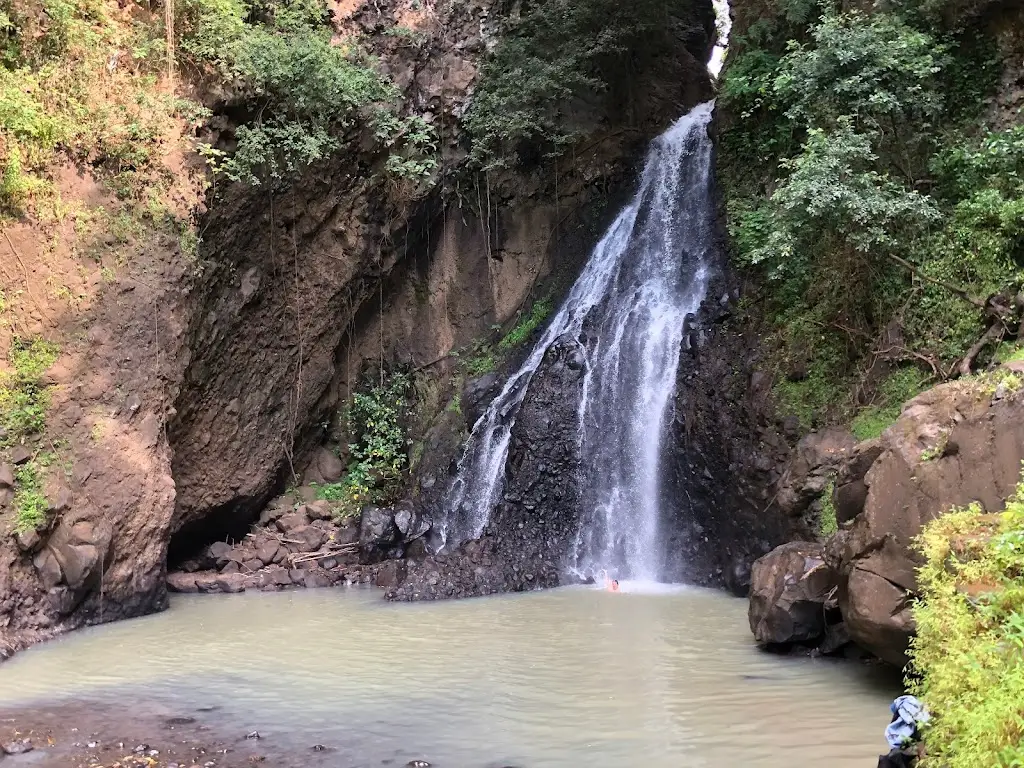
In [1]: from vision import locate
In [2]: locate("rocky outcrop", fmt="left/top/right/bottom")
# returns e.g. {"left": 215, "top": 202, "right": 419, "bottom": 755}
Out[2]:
{"left": 389, "top": 336, "right": 587, "bottom": 599}
{"left": 826, "top": 365, "right": 1024, "bottom": 665}
{"left": 661, "top": 276, "right": 804, "bottom": 594}
{"left": 748, "top": 541, "right": 840, "bottom": 647}
{"left": 164, "top": 493, "right": 402, "bottom": 593}
{"left": 752, "top": 364, "right": 1024, "bottom": 665}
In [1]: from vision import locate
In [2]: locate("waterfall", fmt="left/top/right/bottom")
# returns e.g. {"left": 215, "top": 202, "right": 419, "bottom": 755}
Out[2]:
{"left": 440, "top": 101, "right": 716, "bottom": 581}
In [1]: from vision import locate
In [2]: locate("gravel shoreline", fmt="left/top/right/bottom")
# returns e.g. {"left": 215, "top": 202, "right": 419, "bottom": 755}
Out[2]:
{"left": 0, "top": 700, "right": 377, "bottom": 768}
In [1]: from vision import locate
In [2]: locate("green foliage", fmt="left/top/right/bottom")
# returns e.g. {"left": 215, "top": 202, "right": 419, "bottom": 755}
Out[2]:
{"left": 904, "top": 127, "right": 1024, "bottom": 358}
{"left": 818, "top": 477, "right": 837, "bottom": 537}
{"left": 721, "top": 2, "right": 1018, "bottom": 407}
{"left": 180, "top": 0, "right": 434, "bottom": 186}
{"left": 499, "top": 298, "right": 553, "bottom": 351}
{"left": 911, "top": 474, "right": 1024, "bottom": 768}
{"left": 775, "top": 11, "right": 946, "bottom": 135}
{"left": 995, "top": 344, "right": 1024, "bottom": 365}
{"left": 0, "top": 337, "right": 59, "bottom": 447}
{"left": 12, "top": 461, "right": 47, "bottom": 533}
{"left": 446, "top": 391, "right": 461, "bottom": 416}
{"left": 849, "top": 367, "right": 930, "bottom": 441}
{"left": 0, "top": 0, "right": 207, "bottom": 223}
{"left": 464, "top": 351, "right": 496, "bottom": 377}
{"left": 464, "top": 0, "right": 699, "bottom": 169}
{"left": 328, "top": 373, "right": 410, "bottom": 518}
{"left": 770, "top": 320, "right": 850, "bottom": 429}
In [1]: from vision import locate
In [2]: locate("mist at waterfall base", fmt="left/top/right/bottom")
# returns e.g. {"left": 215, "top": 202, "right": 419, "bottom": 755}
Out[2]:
{"left": 440, "top": 102, "right": 717, "bottom": 586}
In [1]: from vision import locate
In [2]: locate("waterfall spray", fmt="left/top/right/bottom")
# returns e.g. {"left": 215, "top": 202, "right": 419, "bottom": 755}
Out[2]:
{"left": 440, "top": 102, "right": 717, "bottom": 582}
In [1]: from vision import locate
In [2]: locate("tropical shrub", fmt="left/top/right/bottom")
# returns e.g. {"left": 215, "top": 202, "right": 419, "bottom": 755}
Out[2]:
{"left": 911, "top": 474, "right": 1024, "bottom": 768}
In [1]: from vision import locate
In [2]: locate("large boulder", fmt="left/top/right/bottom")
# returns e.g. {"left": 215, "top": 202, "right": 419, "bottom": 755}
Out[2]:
{"left": 359, "top": 505, "right": 398, "bottom": 563}
{"left": 776, "top": 428, "right": 858, "bottom": 519}
{"left": 749, "top": 541, "right": 839, "bottom": 647}
{"left": 826, "top": 366, "right": 1024, "bottom": 666}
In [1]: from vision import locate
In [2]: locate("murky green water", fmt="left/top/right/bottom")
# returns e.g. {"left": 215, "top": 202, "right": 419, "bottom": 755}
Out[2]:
{"left": 0, "top": 584, "right": 896, "bottom": 767}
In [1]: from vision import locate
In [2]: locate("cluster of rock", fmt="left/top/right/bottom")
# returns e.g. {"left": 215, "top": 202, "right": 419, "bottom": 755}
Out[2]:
{"left": 749, "top": 363, "right": 1024, "bottom": 665}
{"left": 166, "top": 495, "right": 434, "bottom": 595}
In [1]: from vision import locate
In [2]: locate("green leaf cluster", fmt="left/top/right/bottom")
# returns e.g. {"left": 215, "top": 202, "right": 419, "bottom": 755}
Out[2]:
{"left": 321, "top": 373, "right": 410, "bottom": 519}
{"left": 911, "top": 473, "right": 1024, "bottom": 767}
{"left": 721, "top": 1, "right": 1017, "bottom": 425}
{"left": 849, "top": 367, "right": 930, "bottom": 441}
{"left": 179, "top": 0, "right": 435, "bottom": 185}
{"left": 12, "top": 461, "right": 47, "bottom": 533}
{"left": 0, "top": 336, "right": 59, "bottom": 447}
{"left": 499, "top": 298, "right": 553, "bottom": 351}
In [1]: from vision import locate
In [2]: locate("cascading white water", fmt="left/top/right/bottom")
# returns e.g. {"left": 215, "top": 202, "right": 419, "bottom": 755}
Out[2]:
{"left": 440, "top": 102, "right": 716, "bottom": 581}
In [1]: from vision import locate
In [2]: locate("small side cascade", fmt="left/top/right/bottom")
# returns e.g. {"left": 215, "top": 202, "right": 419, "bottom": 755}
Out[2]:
{"left": 439, "top": 102, "right": 718, "bottom": 582}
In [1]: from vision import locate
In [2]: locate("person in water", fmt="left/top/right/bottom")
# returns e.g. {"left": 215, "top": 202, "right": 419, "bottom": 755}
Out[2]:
{"left": 608, "top": 579, "right": 620, "bottom": 592}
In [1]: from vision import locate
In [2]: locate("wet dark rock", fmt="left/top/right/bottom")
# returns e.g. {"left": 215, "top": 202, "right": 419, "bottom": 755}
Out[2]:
{"left": 393, "top": 339, "right": 585, "bottom": 600}
{"left": 776, "top": 428, "right": 858, "bottom": 519}
{"left": 724, "top": 557, "right": 752, "bottom": 598}
{"left": 306, "top": 500, "right": 334, "bottom": 521}
{"left": 462, "top": 373, "right": 500, "bottom": 429}
{"left": 314, "top": 447, "right": 344, "bottom": 483}
{"left": 46, "top": 486, "right": 73, "bottom": 513}
{"left": 257, "top": 506, "right": 287, "bottom": 527}
{"left": 289, "top": 525, "right": 327, "bottom": 552}
{"left": 276, "top": 511, "right": 310, "bottom": 534}
{"left": 303, "top": 570, "right": 333, "bottom": 589}
{"left": 375, "top": 559, "right": 407, "bottom": 588}
{"left": 208, "top": 541, "right": 232, "bottom": 566}
{"left": 193, "top": 572, "right": 221, "bottom": 593}
{"left": 269, "top": 566, "right": 292, "bottom": 586}
{"left": 749, "top": 541, "right": 838, "bottom": 647}
{"left": 256, "top": 541, "right": 283, "bottom": 566}
{"left": 32, "top": 546, "right": 63, "bottom": 589}
{"left": 214, "top": 573, "right": 245, "bottom": 593}
{"left": 359, "top": 505, "right": 398, "bottom": 564}
{"left": 14, "top": 528, "right": 42, "bottom": 554}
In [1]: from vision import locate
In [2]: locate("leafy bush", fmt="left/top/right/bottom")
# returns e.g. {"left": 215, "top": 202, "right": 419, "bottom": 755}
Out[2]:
{"left": 0, "top": 337, "right": 59, "bottom": 447}
{"left": 849, "top": 367, "right": 930, "bottom": 441}
{"left": 721, "top": 2, "right": 1015, "bottom": 416}
{"left": 328, "top": 373, "right": 410, "bottom": 518}
{"left": 179, "top": 0, "right": 434, "bottom": 185}
{"left": 499, "top": 298, "right": 553, "bottom": 351}
{"left": 911, "top": 474, "right": 1024, "bottom": 768}
{"left": 12, "top": 461, "right": 47, "bottom": 533}
{"left": 0, "top": 0, "right": 206, "bottom": 220}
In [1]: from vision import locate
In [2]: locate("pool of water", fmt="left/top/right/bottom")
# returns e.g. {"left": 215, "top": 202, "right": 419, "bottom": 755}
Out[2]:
{"left": 0, "top": 584, "right": 896, "bottom": 767}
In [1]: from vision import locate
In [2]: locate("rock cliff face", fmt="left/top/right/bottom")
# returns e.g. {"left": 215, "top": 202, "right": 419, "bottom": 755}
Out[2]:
{"left": 0, "top": 0, "right": 717, "bottom": 654}
{"left": 749, "top": 364, "right": 1024, "bottom": 665}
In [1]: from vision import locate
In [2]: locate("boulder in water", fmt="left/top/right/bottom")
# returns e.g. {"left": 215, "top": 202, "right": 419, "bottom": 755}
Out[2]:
{"left": 748, "top": 541, "right": 838, "bottom": 647}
